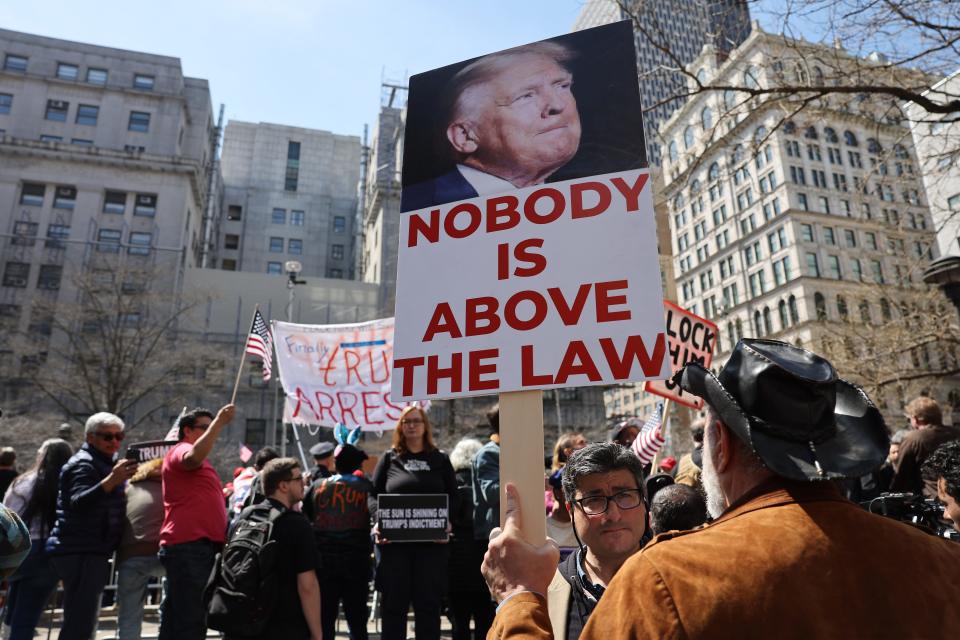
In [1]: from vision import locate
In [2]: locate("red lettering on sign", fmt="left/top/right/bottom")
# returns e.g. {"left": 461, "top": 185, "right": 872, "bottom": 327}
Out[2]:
{"left": 555, "top": 340, "right": 602, "bottom": 384}
{"left": 343, "top": 350, "right": 363, "bottom": 385}
{"left": 548, "top": 284, "right": 591, "bottom": 325}
{"left": 513, "top": 238, "right": 546, "bottom": 278}
{"left": 445, "top": 203, "right": 482, "bottom": 239}
{"left": 393, "top": 357, "right": 424, "bottom": 396}
{"left": 465, "top": 297, "right": 501, "bottom": 336}
{"left": 611, "top": 174, "right": 649, "bottom": 212}
{"left": 504, "top": 291, "right": 548, "bottom": 331}
{"left": 521, "top": 345, "right": 553, "bottom": 385}
{"left": 600, "top": 333, "right": 667, "bottom": 378}
{"left": 383, "top": 392, "right": 404, "bottom": 420}
{"left": 595, "top": 280, "right": 632, "bottom": 322}
{"left": 313, "top": 391, "right": 338, "bottom": 424}
{"left": 487, "top": 195, "right": 521, "bottom": 232}
{"left": 468, "top": 348, "right": 499, "bottom": 391}
{"left": 524, "top": 188, "right": 565, "bottom": 224}
{"left": 361, "top": 391, "right": 383, "bottom": 424}
{"left": 292, "top": 387, "right": 319, "bottom": 421}
{"left": 423, "top": 303, "right": 462, "bottom": 342}
{"left": 408, "top": 208, "right": 440, "bottom": 247}
{"left": 427, "top": 353, "right": 463, "bottom": 395}
{"left": 337, "top": 391, "right": 359, "bottom": 424}
{"left": 571, "top": 181, "right": 612, "bottom": 219}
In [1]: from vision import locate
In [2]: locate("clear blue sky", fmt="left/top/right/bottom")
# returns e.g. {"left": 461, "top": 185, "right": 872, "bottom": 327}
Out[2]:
{"left": 6, "top": 0, "right": 592, "bottom": 139}
{"left": 6, "top": 1, "right": 808, "bottom": 140}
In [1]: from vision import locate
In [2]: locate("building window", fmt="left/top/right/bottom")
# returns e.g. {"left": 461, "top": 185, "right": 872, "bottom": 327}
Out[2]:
{"left": 224, "top": 234, "right": 239, "bottom": 250}
{"left": 4, "top": 55, "right": 27, "bottom": 72}
{"left": 71, "top": 138, "right": 93, "bottom": 146}
{"left": 103, "top": 191, "right": 126, "bottom": 214}
{"left": 86, "top": 68, "right": 108, "bottom": 85}
{"left": 797, "top": 193, "right": 808, "bottom": 211}
{"left": 75, "top": 104, "right": 99, "bottom": 126}
{"left": 0, "top": 93, "right": 12, "bottom": 115}
{"left": 269, "top": 237, "right": 284, "bottom": 252}
{"left": 288, "top": 239, "right": 303, "bottom": 255}
{"left": 97, "top": 229, "right": 121, "bottom": 252}
{"left": 52, "top": 186, "right": 76, "bottom": 210}
{"left": 871, "top": 260, "right": 884, "bottom": 283}
{"left": 291, "top": 210, "right": 305, "bottom": 226}
{"left": 814, "top": 292, "right": 827, "bottom": 320}
{"left": 267, "top": 261, "right": 283, "bottom": 274}
{"left": 124, "top": 145, "right": 145, "bottom": 153}
{"left": 221, "top": 259, "right": 236, "bottom": 271}
{"left": 134, "top": 193, "right": 157, "bottom": 216}
{"left": 128, "top": 231, "right": 152, "bottom": 255}
{"left": 12, "top": 221, "right": 38, "bottom": 246}
{"left": 37, "top": 265, "right": 62, "bottom": 290}
{"left": 20, "top": 183, "right": 45, "bottom": 206}
{"left": 827, "top": 255, "right": 842, "bottom": 279}
{"left": 2, "top": 263, "right": 29, "bottom": 288}
{"left": 227, "top": 205, "right": 242, "bottom": 221}
{"left": 806, "top": 253, "right": 820, "bottom": 277}
{"left": 45, "top": 224, "right": 70, "bottom": 249}
{"left": 133, "top": 74, "right": 155, "bottom": 90}
{"left": 331, "top": 244, "right": 344, "bottom": 260}
{"left": 128, "top": 111, "right": 150, "bottom": 132}
{"left": 45, "top": 100, "right": 69, "bottom": 122}
{"left": 327, "top": 268, "right": 343, "bottom": 279}
{"left": 333, "top": 215, "right": 346, "bottom": 233}
{"left": 271, "top": 208, "right": 286, "bottom": 224}
{"left": 56, "top": 63, "right": 78, "bottom": 81}
{"left": 285, "top": 141, "right": 300, "bottom": 191}
{"left": 683, "top": 126, "right": 694, "bottom": 150}
{"left": 40, "top": 135, "right": 62, "bottom": 142}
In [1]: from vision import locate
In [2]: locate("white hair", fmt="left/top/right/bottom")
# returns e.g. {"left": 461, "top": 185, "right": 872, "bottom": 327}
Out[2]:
{"left": 84, "top": 412, "right": 124, "bottom": 435}
{"left": 449, "top": 438, "right": 484, "bottom": 471}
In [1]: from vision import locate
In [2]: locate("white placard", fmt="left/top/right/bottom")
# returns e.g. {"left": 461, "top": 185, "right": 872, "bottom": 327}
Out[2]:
{"left": 273, "top": 317, "right": 404, "bottom": 431}
{"left": 392, "top": 168, "right": 669, "bottom": 401}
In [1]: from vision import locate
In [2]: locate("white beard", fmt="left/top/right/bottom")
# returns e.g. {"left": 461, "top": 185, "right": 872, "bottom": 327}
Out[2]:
{"left": 701, "top": 434, "right": 728, "bottom": 519}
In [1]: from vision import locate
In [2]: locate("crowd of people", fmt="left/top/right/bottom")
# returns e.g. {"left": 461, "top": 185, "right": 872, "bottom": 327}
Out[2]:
{"left": 0, "top": 339, "right": 959, "bottom": 638}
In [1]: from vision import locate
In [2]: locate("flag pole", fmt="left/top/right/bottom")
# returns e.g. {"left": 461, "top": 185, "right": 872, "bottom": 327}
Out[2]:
{"left": 231, "top": 305, "right": 259, "bottom": 404}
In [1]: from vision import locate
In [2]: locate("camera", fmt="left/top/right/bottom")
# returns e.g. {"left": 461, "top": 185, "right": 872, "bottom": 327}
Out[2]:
{"left": 861, "top": 493, "right": 959, "bottom": 541}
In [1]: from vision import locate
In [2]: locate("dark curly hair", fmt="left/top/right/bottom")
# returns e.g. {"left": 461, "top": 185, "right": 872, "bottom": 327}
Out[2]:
{"left": 923, "top": 440, "right": 960, "bottom": 501}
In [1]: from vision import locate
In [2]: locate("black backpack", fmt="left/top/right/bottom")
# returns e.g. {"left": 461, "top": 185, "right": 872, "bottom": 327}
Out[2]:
{"left": 203, "top": 501, "right": 284, "bottom": 636}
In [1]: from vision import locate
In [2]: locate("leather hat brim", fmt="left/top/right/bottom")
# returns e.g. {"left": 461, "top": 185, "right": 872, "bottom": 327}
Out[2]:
{"left": 676, "top": 363, "right": 889, "bottom": 481}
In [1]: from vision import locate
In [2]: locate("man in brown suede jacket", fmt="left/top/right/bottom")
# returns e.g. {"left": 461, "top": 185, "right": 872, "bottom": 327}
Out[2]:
{"left": 482, "top": 339, "right": 960, "bottom": 639}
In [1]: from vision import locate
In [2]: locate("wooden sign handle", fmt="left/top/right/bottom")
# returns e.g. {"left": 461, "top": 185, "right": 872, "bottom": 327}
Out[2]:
{"left": 499, "top": 390, "right": 546, "bottom": 545}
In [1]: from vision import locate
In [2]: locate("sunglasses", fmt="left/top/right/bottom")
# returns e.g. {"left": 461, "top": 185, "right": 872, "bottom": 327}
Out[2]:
{"left": 94, "top": 432, "right": 125, "bottom": 442}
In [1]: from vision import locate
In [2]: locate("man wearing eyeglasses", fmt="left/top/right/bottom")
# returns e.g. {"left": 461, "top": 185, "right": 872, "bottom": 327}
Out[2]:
{"left": 47, "top": 412, "right": 137, "bottom": 640}
{"left": 544, "top": 442, "right": 648, "bottom": 640}
{"left": 158, "top": 404, "right": 235, "bottom": 640}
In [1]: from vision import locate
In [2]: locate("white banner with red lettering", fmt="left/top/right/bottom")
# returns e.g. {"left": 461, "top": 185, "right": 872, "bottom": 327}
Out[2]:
{"left": 392, "top": 169, "right": 671, "bottom": 401}
{"left": 273, "top": 318, "right": 405, "bottom": 431}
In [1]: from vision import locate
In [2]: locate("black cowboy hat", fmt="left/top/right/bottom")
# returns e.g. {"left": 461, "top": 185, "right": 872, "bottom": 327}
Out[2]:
{"left": 673, "top": 339, "right": 889, "bottom": 481}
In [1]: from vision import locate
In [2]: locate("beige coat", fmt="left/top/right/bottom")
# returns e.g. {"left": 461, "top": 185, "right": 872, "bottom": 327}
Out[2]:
{"left": 489, "top": 479, "right": 960, "bottom": 639}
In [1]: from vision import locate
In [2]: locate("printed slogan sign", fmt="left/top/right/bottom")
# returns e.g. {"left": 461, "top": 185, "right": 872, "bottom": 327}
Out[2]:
{"left": 273, "top": 318, "right": 404, "bottom": 431}
{"left": 644, "top": 301, "right": 718, "bottom": 409}
{"left": 377, "top": 494, "right": 449, "bottom": 542}
{"left": 391, "top": 23, "right": 670, "bottom": 401}
{"left": 126, "top": 440, "right": 176, "bottom": 463}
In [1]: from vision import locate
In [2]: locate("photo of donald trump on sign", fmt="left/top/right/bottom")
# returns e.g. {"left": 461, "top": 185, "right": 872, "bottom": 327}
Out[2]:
{"left": 400, "top": 21, "right": 646, "bottom": 212}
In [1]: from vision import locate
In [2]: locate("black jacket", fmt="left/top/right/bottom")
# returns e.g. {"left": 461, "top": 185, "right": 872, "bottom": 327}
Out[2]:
{"left": 46, "top": 443, "right": 126, "bottom": 555}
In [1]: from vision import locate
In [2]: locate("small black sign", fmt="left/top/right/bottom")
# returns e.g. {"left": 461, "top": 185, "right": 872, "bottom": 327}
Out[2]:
{"left": 126, "top": 440, "right": 176, "bottom": 463}
{"left": 377, "top": 494, "right": 449, "bottom": 542}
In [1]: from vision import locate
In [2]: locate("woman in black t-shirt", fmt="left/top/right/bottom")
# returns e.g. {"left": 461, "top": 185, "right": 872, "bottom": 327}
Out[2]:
{"left": 371, "top": 406, "right": 457, "bottom": 640}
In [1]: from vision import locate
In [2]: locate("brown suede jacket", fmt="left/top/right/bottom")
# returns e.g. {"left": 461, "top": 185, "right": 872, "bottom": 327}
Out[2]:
{"left": 489, "top": 478, "right": 960, "bottom": 639}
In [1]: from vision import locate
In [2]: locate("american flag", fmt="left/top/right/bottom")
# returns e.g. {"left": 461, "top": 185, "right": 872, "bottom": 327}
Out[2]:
{"left": 245, "top": 310, "right": 274, "bottom": 381}
{"left": 631, "top": 403, "right": 667, "bottom": 465}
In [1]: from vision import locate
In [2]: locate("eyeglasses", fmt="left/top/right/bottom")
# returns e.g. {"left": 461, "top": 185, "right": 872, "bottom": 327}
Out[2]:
{"left": 402, "top": 418, "right": 424, "bottom": 425}
{"left": 286, "top": 475, "right": 305, "bottom": 484}
{"left": 188, "top": 422, "right": 212, "bottom": 430}
{"left": 94, "top": 432, "right": 124, "bottom": 442}
{"left": 573, "top": 489, "right": 643, "bottom": 515}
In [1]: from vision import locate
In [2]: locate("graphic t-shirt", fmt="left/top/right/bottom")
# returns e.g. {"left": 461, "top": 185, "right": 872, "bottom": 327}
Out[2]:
{"left": 370, "top": 448, "right": 457, "bottom": 517}
{"left": 302, "top": 473, "right": 374, "bottom": 554}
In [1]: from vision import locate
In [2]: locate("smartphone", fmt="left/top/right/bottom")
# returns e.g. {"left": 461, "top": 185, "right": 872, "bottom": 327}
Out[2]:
{"left": 125, "top": 450, "right": 139, "bottom": 463}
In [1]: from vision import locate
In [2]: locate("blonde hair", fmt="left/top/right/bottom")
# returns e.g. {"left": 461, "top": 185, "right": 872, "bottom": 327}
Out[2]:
{"left": 130, "top": 457, "right": 162, "bottom": 483}
{"left": 551, "top": 432, "right": 584, "bottom": 472}
{"left": 391, "top": 406, "right": 437, "bottom": 456}
{"left": 906, "top": 396, "right": 942, "bottom": 426}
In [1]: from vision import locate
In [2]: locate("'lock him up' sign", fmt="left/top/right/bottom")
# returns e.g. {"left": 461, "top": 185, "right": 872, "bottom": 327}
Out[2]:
{"left": 643, "top": 301, "right": 718, "bottom": 409}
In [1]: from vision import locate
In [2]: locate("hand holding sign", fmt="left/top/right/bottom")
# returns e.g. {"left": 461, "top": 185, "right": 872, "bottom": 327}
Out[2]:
{"left": 481, "top": 484, "right": 559, "bottom": 603}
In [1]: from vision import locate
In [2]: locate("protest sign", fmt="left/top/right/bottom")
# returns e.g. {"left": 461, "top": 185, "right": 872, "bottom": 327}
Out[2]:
{"left": 393, "top": 21, "right": 659, "bottom": 543}
{"left": 273, "top": 317, "right": 402, "bottom": 431}
{"left": 377, "top": 494, "right": 449, "bottom": 542}
{"left": 392, "top": 21, "right": 668, "bottom": 403}
{"left": 644, "top": 301, "right": 719, "bottom": 409}
{"left": 126, "top": 440, "right": 176, "bottom": 463}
